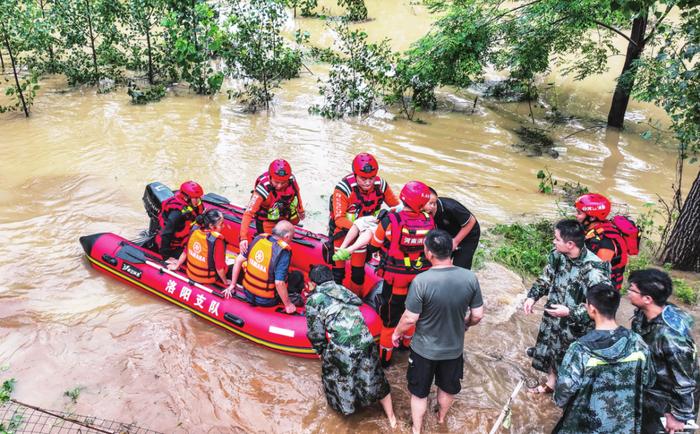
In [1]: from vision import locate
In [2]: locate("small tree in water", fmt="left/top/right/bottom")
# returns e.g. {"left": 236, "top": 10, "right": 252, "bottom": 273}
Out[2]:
{"left": 222, "top": 0, "right": 303, "bottom": 112}
{"left": 0, "top": 0, "right": 44, "bottom": 116}
{"left": 310, "top": 20, "right": 396, "bottom": 119}
{"left": 162, "top": 0, "right": 224, "bottom": 95}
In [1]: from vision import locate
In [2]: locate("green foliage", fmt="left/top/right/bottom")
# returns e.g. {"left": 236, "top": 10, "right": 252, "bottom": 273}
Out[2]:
{"left": 337, "top": 0, "right": 367, "bottom": 21}
{"left": 310, "top": 20, "right": 396, "bottom": 118}
{"left": 127, "top": 82, "right": 166, "bottom": 104}
{"left": 490, "top": 220, "right": 554, "bottom": 277}
{"left": 223, "top": 0, "right": 303, "bottom": 112}
{"left": 672, "top": 277, "right": 698, "bottom": 305}
{"left": 125, "top": 0, "right": 169, "bottom": 85}
{"left": 0, "top": 378, "right": 15, "bottom": 404}
{"left": 634, "top": 5, "right": 699, "bottom": 158}
{"left": 560, "top": 181, "right": 589, "bottom": 206}
{"left": 287, "top": 0, "right": 319, "bottom": 17}
{"left": 53, "top": 0, "right": 128, "bottom": 85}
{"left": 0, "top": 411, "right": 22, "bottom": 434}
{"left": 536, "top": 168, "right": 557, "bottom": 194}
{"left": 162, "top": 1, "right": 224, "bottom": 95}
{"left": 64, "top": 386, "right": 82, "bottom": 403}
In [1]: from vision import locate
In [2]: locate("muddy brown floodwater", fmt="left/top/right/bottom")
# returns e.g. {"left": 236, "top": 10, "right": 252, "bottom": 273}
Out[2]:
{"left": 1, "top": 1, "right": 698, "bottom": 433}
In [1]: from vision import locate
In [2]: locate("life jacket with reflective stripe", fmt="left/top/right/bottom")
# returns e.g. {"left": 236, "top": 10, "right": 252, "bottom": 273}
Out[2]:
{"left": 329, "top": 174, "right": 387, "bottom": 233}
{"left": 586, "top": 221, "right": 628, "bottom": 290}
{"left": 254, "top": 172, "right": 301, "bottom": 222}
{"left": 185, "top": 227, "right": 224, "bottom": 284}
{"left": 243, "top": 233, "right": 291, "bottom": 299}
{"left": 379, "top": 210, "right": 434, "bottom": 275}
{"left": 156, "top": 192, "right": 203, "bottom": 249}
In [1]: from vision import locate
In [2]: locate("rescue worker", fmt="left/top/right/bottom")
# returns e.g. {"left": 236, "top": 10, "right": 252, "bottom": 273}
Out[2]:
{"left": 575, "top": 193, "right": 628, "bottom": 291}
{"left": 425, "top": 187, "right": 481, "bottom": 270}
{"left": 239, "top": 159, "right": 305, "bottom": 255}
{"left": 328, "top": 153, "right": 399, "bottom": 295}
{"left": 305, "top": 265, "right": 396, "bottom": 426}
{"left": 628, "top": 269, "right": 700, "bottom": 434}
{"left": 156, "top": 180, "right": 205, "bottom": 261}
{"left": 168, "top": 209, "right": 229, "bottom": 286}
{"left": 367, "top": 180, "right": 434, "bottom": 367}
{"left": 553, "top": 282, "right": 653, "bottom": 433}
{"left": 225, "top": 220, "right": 303, "bottom": 314}
{"left": 523, "top": 219, "right": 611, "bottom": 394}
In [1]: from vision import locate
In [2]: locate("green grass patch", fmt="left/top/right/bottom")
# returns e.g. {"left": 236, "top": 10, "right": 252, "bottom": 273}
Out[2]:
{"left": 489, "top": 220, "right": 554, "bottom": 277}
{"left": 64, "top": 387, "right": 82, "bottom": 404}
{"left": 673, "top": 278, "right": 699, "bottom": 305}
{"left": 1, "top": 378, "right": 15, "bottom": 404}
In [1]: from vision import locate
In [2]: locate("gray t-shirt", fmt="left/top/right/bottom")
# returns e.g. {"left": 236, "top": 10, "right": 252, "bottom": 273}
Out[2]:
{"left": 405, "top": 266, "right": 483, "bottom": 360}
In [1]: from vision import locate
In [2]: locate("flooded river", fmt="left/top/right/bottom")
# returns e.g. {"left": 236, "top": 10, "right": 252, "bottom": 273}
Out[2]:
{"left": 1, "top": 1, "right": 698, "bottom": 432}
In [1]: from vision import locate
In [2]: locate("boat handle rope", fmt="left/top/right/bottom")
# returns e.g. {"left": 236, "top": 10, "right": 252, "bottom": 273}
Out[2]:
{"left": 144, "top": 259, "right": 224, "bottom": 298}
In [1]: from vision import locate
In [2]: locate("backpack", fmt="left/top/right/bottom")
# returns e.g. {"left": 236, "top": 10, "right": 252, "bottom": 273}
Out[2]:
{"left": 611, "top": 215, "right": 640, "bottom": 256}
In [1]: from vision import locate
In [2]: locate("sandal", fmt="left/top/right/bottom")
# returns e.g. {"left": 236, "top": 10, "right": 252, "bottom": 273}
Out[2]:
{"left": 527, "top": 384, "right": 554, "bottom": 394}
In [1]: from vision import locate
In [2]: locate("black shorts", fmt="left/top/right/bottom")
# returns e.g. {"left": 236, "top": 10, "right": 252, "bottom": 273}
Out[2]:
{"left": 407, "top": 349, "right": 463, "bottom": 398}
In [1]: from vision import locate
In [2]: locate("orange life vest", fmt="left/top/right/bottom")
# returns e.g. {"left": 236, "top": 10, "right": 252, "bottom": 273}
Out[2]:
{"left": 328, "top": 174, "right": 388, "bottom": 234}
{"left": 243, "top": 233, "right": 291, "bottom": 299}
{"left": 253, "top": 172, "right": 301, "bottom": 222}
{"left": 185, "top": 227, "right": 225, "bottom": 284}
{"left": 586, "top": 221, "right": 628, "bottom": 291}
{"left": 380, "top": 210, "right": 435, "bottom": 276}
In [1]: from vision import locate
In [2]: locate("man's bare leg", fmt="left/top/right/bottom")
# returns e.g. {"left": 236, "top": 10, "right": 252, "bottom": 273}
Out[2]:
{"left": 410, "top": 394, "right": 428, "bottom": 434}
{"left": 379, "top": 393, "right": 397, "bottom": 428}
{"left": 436, "top": 388, "right": 455, "bottom": 424}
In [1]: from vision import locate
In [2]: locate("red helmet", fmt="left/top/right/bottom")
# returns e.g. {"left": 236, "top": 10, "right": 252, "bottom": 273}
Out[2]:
{"left": 575, "top": 193, "right": 611, "bottom": 220}
{"left": 400, "top": 181, "right": 431, "bottom": 212}
{"left": 269, "top": 159, "right": 292, "bottom": 183}
{"left": 179, "top": 181, "right": 204, "bottom": 198}
{"left": 352, "top": 153, "right": 378, "bottom": 178}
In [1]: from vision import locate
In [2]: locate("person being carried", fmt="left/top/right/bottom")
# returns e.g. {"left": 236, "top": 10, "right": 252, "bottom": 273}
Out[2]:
{"left": 392, "top": 229, "right": 484, "bottom": 434}
{"left": 628, "top": 269, "right": 700, "bottom": 434}
{"left": 224, "top": 220, "right": 303, "bottom": 314}
{"left": 331, "top": 205, "right": 403, "bottom": 263}
{"left": 553, "top": 282, "right": 653, "bottom": 433}
{"left": 305, "top": 265, "right": 396, "bottom": 427}
{"left": 239, "top": 159, "right": 305, "bottom": 254}
{"left": 523, "top": 219, "right": 611, "bottom": 394}
{"left": 424, "top": 187, "right": 481, "bottom": 270}
{"left": 168, "top": 209, "right": 229, "bottom": 286}
{"left": 367, "top": 180, "right": 435, "bottom": 367}
{"left": 156, "top": 180, "right": 205, "bottom": 262}
{"left": 328, "top": 152, "right": 399, "bottom": 295}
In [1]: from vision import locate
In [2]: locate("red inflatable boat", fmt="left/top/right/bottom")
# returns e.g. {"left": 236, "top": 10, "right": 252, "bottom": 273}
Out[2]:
{"left": 79, "top": 184, "right": 383, "bottom": 358}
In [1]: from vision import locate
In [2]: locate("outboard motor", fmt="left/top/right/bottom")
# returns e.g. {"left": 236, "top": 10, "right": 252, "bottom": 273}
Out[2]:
{"left": 142, "top": 182, "right": 174, "bottom": 237}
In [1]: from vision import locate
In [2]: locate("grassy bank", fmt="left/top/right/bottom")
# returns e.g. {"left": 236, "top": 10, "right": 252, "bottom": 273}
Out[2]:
{"left": 476, "top": 220, "right": 699, "bottom": 305}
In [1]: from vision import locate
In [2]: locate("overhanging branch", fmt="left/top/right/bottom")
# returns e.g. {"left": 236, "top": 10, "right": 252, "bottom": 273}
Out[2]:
{"left": 592, "top": 20, "right": 637, "bottom": 46}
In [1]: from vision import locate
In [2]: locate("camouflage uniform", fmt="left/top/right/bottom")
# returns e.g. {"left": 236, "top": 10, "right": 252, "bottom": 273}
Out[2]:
{"left": 631, "top": 305, "right": 700, "bottom": 434}
{"left": 305, "top": 281, "right": 390, "bottom": 415}
{"left": 553, "top": 327, "right": 654, "bottom": 433}
{"left": 527, "top": 248, "right": 610, "bottom": 373}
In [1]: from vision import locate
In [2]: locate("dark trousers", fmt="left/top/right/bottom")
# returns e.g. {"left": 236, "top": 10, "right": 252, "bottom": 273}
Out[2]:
{"left": 452, "top": 236, "right": 479, "bottom": 270}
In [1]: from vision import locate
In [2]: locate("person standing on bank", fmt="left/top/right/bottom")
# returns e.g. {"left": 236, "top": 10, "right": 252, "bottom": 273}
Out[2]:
{"left": 425, "top": 187, "right": 480, "bottom": 269}
{"left": 553, "top": 283, "right": 653, "bottom": 433}
{"left": 523, "top": 219, "right": 611, "bottom": 394}
{"left": 392, "top": 229, "right": 484, "bottom": 434}
{"left": 628, "top": 269, "right": 700, "bottom": 434}
{"left": 305, "top": 265, "right": 397, "bottom": 427}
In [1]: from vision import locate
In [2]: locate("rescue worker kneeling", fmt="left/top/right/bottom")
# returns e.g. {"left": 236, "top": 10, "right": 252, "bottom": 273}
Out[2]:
{"left": 168, "top": 209, "right": 230, "bottom": 286}
{"left": 224, "top": 220, "right": 303, "bottom": 314}
{"left": 367, "top": 181, "right": 435, "bottom": 367}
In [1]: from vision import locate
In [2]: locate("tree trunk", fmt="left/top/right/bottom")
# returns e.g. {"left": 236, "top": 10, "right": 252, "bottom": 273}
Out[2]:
{"left": 84, "top": 0, "right": 99, "bottom": 83}
{"left": 0, "top": 46, "right": 5, "bottom": 71}
{"left": 146, "top": 26, "right": 154, "bottom": 85}
{"left": 661, "top": 169, "right": 700, "bottom": 271}
{"left": 1, "top": 25, "right": 29, "bottom": 117}
{"left": 607, "top": 15, "right": 647, "bottom": 128}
